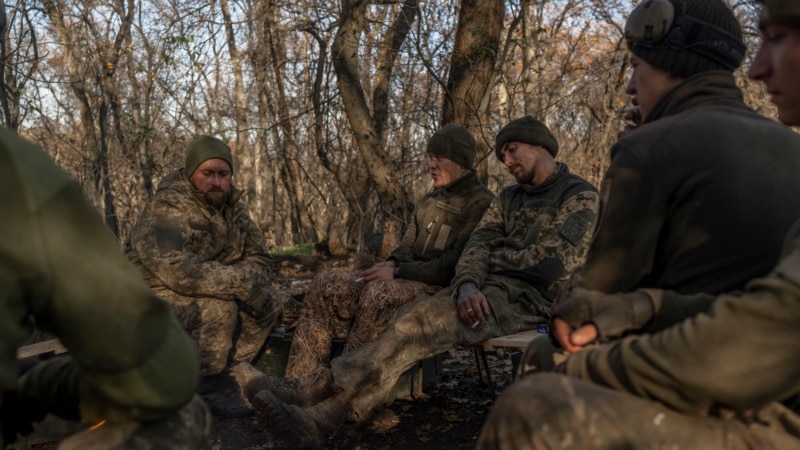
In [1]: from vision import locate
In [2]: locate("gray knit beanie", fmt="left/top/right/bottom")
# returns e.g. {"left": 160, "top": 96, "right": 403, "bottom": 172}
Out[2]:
{"left": 494, "top": 116, "right": 559, "bottom": 161}
{"left": 625, "top": 0, "right": 745, "bottom": 78}
{"left": 185, "top": 135, "right": 234, "bottom": 177}
{"left": 426, "top": 124, "right": 477, "bottom": 170}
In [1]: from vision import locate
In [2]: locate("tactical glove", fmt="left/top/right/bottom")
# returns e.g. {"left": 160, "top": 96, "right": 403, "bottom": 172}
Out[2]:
{"left": 240, "top": 286, "right": 280, "bottom": 328}
{"left": 553, "top": 288, "right": 654, "bottom": 339}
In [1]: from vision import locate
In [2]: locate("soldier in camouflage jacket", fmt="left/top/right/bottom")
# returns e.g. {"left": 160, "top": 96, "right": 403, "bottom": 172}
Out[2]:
{"left": 250, "top": 117, "right": 599, "bottom": 449}
{"left": 283, "top": 125, "right": 494, "bottom": 380}
{"left": 126, "top": 136, "right": 278, "bottom": 416}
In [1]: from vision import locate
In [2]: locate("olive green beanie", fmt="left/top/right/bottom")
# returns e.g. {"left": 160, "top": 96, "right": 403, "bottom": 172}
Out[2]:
{"left": 426, "top": 124, "right": 477, "bottom": 170}
{"left": 494, "top": 116, "right": 559, "bottom": 161}
{"left": 184, "top": 136, "right": 233, "bottom": 177}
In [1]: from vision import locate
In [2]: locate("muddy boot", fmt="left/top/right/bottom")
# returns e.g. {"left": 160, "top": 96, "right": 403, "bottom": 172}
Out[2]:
{"left": 198, "top": 366, "right": 252, "bottom": 419}
{"left": 253, "top": 390, "right": 346, "bottom": 449}
{"left": 237, "top": 366, "right": 333, "bottom": 407}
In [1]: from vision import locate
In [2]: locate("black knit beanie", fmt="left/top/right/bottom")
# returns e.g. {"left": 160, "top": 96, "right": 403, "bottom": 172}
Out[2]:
{"left": 494, "top": 116, "right": 559, "bottom": 161}
{"left": 426, "top": 124, "right": 477, "bottom": 170}
{"left": 625, "top": 0, "right": 744, "bottom": 78}
{"left": 185, "top": 135, "right": 234, "bottom": 177}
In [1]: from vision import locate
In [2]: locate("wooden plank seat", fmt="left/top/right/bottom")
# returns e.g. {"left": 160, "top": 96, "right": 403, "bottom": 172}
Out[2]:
{"left": 17, "top": 338, "right": 67, "bottom": 360}
{"left": 469, "top": 326, "right": 549, "bottom": 389}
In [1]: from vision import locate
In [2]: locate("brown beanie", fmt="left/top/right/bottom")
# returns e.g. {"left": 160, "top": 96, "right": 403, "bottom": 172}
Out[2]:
{"left": 185, "top": 136, "right": 234, "bottom": 177}
{"left": 625, "top": 0, "right": 745, "bottom": 78}
{"left": 494, "top": 116, "right": 559, "bottom": 161}
{"left": 764, "top": 0, "right": 800, "bottom": 27}
{"left": 426, "top": 124, "right": 477, "bottom": 170}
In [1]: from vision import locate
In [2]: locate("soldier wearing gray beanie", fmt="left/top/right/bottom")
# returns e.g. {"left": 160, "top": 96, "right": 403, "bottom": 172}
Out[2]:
{"left": 426, "top": 124, "right": 477, "bottom": 170}
{"left": 494, "top": 116, "right": 559, "bottom": 161}
{"left": 185, "top": 135, "right": 234, "bottom": 178}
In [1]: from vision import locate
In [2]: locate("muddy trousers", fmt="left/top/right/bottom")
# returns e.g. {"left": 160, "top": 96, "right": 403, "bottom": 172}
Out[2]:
{"left": 285, "top": 271, "right": 437, "bottom": 380}
{"left": 330, "top": 284, "right": 546, "bottom": 422}
{"left": 155, "top": 289, "right": 272, "bottom": 376}
{"left": 478, "top": 373, "right": 800, "bottom": 450}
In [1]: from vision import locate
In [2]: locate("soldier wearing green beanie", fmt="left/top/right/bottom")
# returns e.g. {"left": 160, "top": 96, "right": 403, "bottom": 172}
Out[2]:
{"left": 478, "top": 0, "right": 800, "bottom": 448}
{"left": 184, "top": 135, "right": 234, "bottom": 178}
{"left": 127, "top": 135, "right": 281, "bottom": 418}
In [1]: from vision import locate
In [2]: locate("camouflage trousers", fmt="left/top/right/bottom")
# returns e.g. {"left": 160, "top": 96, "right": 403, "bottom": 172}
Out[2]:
{"left": 154, "top": 288, "right": 274, "bottom": 376}
{"left": 478, "top": 373, "right": 800, "bottom": 450}
{"left": 330, "top": 282, "right": 548, "bottom": 422}
{"left": 57, "top": 395, "right": 211, "bottom": 450}
{"left": 284, "top": 271, "right": 438, "bottom": 380}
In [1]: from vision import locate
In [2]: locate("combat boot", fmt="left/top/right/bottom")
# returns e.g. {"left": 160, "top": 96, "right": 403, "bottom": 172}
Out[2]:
{"left": 253, "top": 389, "right": 346, "bottom": 449}
{"left": 233, "top": 363, "right": 333, "bottom": 407}
{"left": 198, "top": 364, "right": 253, "bottom": 418}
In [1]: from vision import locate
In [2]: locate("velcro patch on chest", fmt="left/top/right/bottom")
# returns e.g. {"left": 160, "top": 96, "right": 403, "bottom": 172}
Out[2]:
{"left": 559, "top": 215, "right": 589, "bottom": 247}
{"left": 434, "top": 200, "right": 461, "bottom": 215}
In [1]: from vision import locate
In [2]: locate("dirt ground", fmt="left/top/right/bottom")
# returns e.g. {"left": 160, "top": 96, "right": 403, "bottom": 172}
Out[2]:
{"left": 210, "top": 348, "right": 517, "bottom": 450}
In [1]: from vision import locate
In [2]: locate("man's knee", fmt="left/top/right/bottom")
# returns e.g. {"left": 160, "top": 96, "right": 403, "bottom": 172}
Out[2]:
{"left": 389, "top": 293, "right": 456, "bottom": 340}
{"left": 479, "top": 373, "right": 589, "bottom": 449}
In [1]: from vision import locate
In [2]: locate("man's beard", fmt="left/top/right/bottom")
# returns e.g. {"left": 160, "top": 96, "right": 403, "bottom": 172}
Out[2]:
{"left": 204, "top": 189, "right": 229, "bottom": 208}
{"left": 510, "top": 166, "right": 533, "bottom": 185}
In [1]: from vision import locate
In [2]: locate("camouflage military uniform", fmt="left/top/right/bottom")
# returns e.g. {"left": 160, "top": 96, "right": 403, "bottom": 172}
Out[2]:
{"left": 478, "top": 222, "right": 800, "bottom": 449}
{"left": 285, "top": 171, "right": 493, "bottom": 379}
{"left": 127, "top": 169, "right": 276, "bottom": 376}
{"left": 0, "top": 127, "right": 209, "bottom": 448}
{"left": 330, "top": 163, "right": 598, "bottom": 421}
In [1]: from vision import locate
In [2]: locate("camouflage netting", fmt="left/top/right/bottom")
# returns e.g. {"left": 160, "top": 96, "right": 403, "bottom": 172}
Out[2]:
{"left": 284, "top": 271, "right": 439, "bottom": 380}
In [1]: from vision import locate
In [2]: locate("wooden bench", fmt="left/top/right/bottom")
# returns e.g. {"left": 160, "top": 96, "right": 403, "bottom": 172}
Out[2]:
{"left": 17, "top": 339, "right": 67, "bottom": 360}
{"left": 471, "top": 327, "right": 548, "bottom": 388}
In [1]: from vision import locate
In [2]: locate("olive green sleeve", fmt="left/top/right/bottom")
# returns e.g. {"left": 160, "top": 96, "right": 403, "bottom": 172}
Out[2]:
{"left": 560, "top": 246, "right": 800, "bottom": 413}
{"left": 26, "top": 181, "right": 199, "bottom": 423}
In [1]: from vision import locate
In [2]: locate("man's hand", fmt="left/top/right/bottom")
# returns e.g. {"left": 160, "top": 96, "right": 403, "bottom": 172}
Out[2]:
{"left": 456, "top": 282, "right": 490, "bottom": 329}
{"left": 618, "top": 103, "right": 642, "bottom": 139}
{"left": 362, "top": 264, "right": 395, "bottom": 282}
{"left": 242, "top": 286, "right": 280, "bottom": 328}
{"left": 552, "top": 288, "right": 654, "bottom": 353}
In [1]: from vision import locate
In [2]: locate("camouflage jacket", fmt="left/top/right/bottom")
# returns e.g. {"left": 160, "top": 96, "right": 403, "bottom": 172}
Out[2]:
{"left": 389, "top": 171, "right": 494, "bottom": 286}
{"left": 580, "top": 72, "right": 800, "bottom": 296}
{"left": 452, "top": 163, "right": 599, "bottom": 307}
{"left": 126, "top": 169, "right": 272, "bottom": 305}
{"left": 1, "top": 127, "right": 198, "bottom": 440}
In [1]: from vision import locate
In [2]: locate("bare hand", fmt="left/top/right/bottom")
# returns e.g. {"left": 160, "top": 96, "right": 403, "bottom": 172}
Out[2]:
{"left": 552, "top": 317, "right": 598, "bottom": 353}
{"left": 362, "top": 265, "right": 394, "bottom": 282}
{"left": 456, "top": 282, "right": 490, "bottom": 329}
{"left": 617, "top": 103, "right": 642, "bottom": 139}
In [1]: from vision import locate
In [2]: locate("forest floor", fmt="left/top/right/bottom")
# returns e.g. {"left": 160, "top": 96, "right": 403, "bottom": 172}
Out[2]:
{"left": 210, "top": 348, "right": 516, "bottom": 450}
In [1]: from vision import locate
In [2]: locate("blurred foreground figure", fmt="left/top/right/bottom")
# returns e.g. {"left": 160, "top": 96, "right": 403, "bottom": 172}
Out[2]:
{"left": 0, "top": 127, "right": 209, "bottom": 449}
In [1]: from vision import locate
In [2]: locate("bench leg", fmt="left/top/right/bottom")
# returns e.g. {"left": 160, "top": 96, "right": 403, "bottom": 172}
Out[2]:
{"left": 472, "top": 347, "right": 494, "bottom": 388}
